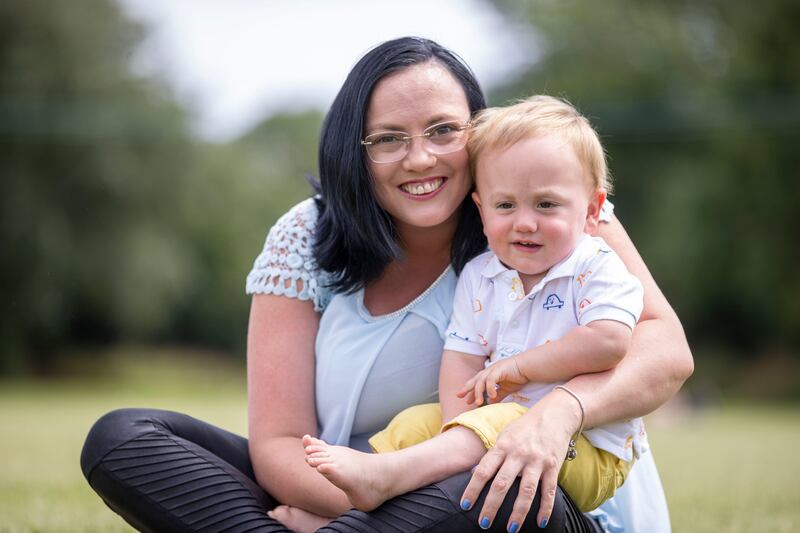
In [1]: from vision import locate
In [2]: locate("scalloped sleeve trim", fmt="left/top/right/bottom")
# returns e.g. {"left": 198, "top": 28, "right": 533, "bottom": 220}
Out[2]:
{"left": 245, "top": 198, "right": 332, "bottom": 312}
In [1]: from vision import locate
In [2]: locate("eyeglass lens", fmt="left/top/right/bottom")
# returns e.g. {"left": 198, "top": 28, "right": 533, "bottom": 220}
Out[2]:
{"left": 363, "top": 122, "right": 468, "bottom": 163}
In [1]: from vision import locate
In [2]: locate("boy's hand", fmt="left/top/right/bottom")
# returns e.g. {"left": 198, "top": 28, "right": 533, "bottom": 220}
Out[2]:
{"left": 457, "top": 357, "right": 528, "bottom": 405}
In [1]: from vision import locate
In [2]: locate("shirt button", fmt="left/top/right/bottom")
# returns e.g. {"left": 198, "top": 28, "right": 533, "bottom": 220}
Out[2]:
{"left": 508, "top": 292, "right": 518, "bottom": 301}
{"left": 511, "top": 320, "right": 520, "bottom": 328}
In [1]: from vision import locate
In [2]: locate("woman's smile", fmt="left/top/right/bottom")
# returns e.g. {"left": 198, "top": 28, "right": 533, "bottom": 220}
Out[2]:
{"left": 399, "top": 177, "right": 447, "bottom": 198}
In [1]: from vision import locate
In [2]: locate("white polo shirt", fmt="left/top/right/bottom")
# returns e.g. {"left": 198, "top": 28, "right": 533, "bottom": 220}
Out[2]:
{"left": 444, "top": 235, "right": 648, "bottom": 462}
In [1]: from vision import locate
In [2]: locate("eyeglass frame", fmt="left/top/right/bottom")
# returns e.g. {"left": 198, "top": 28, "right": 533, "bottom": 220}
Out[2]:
{"left": 360, "top": 120, "right": 473, "bottom": 164}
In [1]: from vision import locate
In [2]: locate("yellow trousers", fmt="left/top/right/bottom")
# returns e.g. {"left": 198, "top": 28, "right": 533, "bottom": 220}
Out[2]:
{"left": 368, "top": 402, "right": 631, "bottom": 512}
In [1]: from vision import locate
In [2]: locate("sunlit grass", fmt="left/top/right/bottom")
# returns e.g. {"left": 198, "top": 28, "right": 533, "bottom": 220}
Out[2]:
{"left": 0, "top": 347, "right": 249, "bottom": 533}
{"left": 1, "top": 347, "right": 798, "bottom": 532}
{"left": 649, "top": 403, "right": 800, "bottom": 532}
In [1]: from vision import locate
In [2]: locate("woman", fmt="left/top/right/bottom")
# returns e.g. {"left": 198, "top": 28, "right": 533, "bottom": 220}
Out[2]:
{"left": 81, "top": 37, "right": 692, "bottom": 532}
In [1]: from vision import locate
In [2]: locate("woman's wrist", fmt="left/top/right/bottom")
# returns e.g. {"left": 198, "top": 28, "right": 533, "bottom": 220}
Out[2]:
{"left": 543, "top": 386, "right": 585, "bottom": 436}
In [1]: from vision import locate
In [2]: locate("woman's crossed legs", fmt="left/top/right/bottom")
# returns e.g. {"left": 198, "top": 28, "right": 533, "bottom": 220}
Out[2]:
{"left": 81, "top": 408, "right": 599, "bottom": 532}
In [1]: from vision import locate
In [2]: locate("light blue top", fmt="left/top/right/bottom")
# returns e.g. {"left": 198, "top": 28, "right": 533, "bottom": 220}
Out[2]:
{"left": 246, "top": 197, "right": 671, "bottom": 532}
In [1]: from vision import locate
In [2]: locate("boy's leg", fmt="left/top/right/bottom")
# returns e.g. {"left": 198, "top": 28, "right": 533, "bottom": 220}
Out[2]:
{"left": 305, "top": 426, "right": 487, "bottom": 511}
{"left": 368, "top": 402, "right": 443, "bottom": 452}
{"left": 442, "top": 402, "right": 529, "bottom": 449}
{"left": 556, "top": 436, "right": 633, "bottom": 512}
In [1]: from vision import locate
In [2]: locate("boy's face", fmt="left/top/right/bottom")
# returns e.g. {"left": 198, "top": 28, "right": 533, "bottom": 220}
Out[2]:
{"left": 472, "top": 135, "right": 605, "bottom": 289}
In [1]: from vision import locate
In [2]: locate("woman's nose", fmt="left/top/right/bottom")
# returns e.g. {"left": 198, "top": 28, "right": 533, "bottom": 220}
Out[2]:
{"left": 401, "top": 137, "right": 436, "bottom": 172}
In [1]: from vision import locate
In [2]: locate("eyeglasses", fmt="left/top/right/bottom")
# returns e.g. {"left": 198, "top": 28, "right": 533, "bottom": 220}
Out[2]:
{"left": 361, "top": 120, "right": 472, "bottom": 164}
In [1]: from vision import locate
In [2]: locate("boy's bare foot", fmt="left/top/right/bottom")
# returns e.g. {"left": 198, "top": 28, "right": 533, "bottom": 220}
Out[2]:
{"left": 302, "top": 435, "right": 400, "bottom": 511}
{"left": 268, "top": 505, "right": 332, "bottom": 533}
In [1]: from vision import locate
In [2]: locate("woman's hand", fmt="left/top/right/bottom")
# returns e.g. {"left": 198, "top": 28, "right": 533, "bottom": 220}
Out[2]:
{"left": 457, "top": 357, "right": 528, "bottom": 406}
{"left": 459, "top": 389, "right": 581, "bottom": 531}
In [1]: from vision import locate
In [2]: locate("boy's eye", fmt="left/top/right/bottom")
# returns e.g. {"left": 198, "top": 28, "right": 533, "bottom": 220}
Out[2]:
{"left": 538, "top": 201, "right": 557, "bottom": 209}
{"left": 496, "top": 202, "right": 514, "bottom": 210}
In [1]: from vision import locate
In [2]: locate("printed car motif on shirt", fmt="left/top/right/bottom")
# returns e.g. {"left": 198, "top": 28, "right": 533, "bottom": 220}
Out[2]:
{"left": 543, "top": 294, "right": 565, "bottom": 310}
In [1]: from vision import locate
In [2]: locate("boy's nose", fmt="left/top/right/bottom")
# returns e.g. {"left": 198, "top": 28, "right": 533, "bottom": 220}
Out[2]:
{"left": 513, "top": 211, "right": 538, "bottom": 233}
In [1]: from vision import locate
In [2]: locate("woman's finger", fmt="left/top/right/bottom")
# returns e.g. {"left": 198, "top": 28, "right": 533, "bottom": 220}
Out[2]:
{"left": 505, "top": 465, "right": 542, "bottom": 532}
{"left": 459, "top": 447, "right": 506, "bottom": 512}
{"left": 535, "top": 465, "right": 559, "bottom": 529}
{"left": 476, "top": 456, "right": 524, "bottom": 530}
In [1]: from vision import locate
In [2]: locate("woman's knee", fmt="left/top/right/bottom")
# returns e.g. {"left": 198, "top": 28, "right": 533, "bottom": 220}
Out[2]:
{"left": 80, "top": 408, "right": 171, "bottom": 480}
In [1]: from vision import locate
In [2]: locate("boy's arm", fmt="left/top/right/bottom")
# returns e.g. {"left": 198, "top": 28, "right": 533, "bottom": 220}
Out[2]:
{"left": 459, "top": 320, "right": 631, "bottom": 404}
{"left": 439, "top": 349, "right": 487, "bottom": 423}
{"left": 513, "top": 319, "right": 631, "bottom": 383}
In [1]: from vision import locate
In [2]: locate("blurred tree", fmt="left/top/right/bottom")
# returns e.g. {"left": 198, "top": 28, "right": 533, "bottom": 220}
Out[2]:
{"left": 487, "top": 0, "right": 800, "bottom": 355}
{"left": 168, "top": 110, "right": 321, "bottom": 352}
{"left": 0, "top": 1, "right": 322, "bottom": 373}
{"left": 0, "top": 0, "right": 201, "bottom": 372}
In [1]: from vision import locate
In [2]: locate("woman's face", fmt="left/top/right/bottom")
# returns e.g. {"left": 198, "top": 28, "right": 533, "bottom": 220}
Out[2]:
{"left": 364, "top": 62, "right": 472, "bottom": 236}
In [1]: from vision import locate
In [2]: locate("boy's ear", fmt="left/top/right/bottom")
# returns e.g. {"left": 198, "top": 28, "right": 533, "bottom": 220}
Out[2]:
{"left": 471, "top": 191, "right": 485, "bottom": 224}
{"left": 584, "top": 188, "right": 607, "bottom": 235}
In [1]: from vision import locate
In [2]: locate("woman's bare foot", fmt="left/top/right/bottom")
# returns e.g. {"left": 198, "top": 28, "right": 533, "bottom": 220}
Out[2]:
{"left": 268, "top": 505, "right": 332, "bottom": 533}
{"left": 302, "top": 435, "right": 401, "bottom": 511}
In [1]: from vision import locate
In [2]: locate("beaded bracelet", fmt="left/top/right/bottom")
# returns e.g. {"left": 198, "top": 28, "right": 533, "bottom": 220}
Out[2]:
{"left": 554, "top": 385, "right": 585, "bottom": 461}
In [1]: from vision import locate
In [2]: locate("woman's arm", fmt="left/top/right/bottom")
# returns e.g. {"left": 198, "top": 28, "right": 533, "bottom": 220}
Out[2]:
{"left": 577, "top": 215, "right": 694, "bottom": 424}
{"left": 247, "top": 293, "right": 351, "bottom": 517}
{"left": 459, "top": 216, "right": 694, "bottom": 530}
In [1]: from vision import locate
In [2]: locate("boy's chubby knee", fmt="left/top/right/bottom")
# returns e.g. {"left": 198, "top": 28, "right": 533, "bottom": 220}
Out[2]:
{"left": 369, "top": 403, "right": 442, "bottom": 452}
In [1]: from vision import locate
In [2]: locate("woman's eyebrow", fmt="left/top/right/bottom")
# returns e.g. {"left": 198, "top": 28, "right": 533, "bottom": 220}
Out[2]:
{"left": 365, "top": 122, "right": 406, "bottom": 133}
{"left": 365, "top": 114, "right": 465, "bottom": 133}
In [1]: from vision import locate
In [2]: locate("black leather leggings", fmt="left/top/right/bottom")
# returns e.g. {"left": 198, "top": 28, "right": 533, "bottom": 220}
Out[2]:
{"left": 80, "top": 408, "right": 600, "bottom": 532}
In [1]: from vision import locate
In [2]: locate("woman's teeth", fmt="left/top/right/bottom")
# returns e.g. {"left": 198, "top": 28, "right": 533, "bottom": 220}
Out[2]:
{"left": 401, "top": 178, "right": 443, "bottom": 196}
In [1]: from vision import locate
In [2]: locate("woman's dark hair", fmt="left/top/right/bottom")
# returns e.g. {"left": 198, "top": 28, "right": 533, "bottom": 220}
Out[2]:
{"left": 313, "top": 36, "right": 487, "bottom": 294}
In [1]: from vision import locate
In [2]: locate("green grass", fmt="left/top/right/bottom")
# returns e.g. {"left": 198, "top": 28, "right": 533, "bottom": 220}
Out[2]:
{"left": 650, "top": 403, "right": 800, "bottom": 532}
{"left": 1, "top": 348, "right": 798, "bottom": 532}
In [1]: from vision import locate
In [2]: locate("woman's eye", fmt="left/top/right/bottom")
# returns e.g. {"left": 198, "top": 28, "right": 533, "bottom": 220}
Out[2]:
{"left": 371, "top": 133, "right": 403, "bottom": 145}
{"left": 428, "top": 123, "right": 457, "bottom": 137}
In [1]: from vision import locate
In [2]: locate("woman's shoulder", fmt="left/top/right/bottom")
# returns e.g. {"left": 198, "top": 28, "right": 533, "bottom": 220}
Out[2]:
{"left": 245, "top": 198, "right": 333, "bottom": 311}
{"left": 274, "top": 197, "right": 320, "bottom": 234}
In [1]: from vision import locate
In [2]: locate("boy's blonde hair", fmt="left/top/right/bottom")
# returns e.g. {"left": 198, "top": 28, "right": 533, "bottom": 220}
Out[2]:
{"left": 467, "top": 95, "right": 612, "bottom": 193}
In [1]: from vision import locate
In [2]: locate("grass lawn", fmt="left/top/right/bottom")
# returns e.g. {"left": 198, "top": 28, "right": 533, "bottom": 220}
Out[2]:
{"left": 1, "top": 348, "right": 798, "bottom": 532}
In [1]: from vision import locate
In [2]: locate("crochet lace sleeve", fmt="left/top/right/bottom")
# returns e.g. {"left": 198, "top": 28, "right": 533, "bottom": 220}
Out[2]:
{"left": 245, "top": 198, "right": 332, "bottom": 312}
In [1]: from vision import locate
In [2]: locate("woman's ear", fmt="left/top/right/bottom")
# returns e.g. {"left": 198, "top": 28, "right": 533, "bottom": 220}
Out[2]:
{"left": 584, "top": 188, "right": 607, "bottom": 235}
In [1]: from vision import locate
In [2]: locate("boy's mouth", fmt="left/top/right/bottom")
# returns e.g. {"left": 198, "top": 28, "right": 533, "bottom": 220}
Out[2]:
{"left": 513, "top": 241, "right": 542, "bottom": 251}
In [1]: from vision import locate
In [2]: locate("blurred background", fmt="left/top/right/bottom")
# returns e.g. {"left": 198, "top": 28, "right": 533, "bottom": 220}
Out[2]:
{"left": 1, "top": 0, "right": 798, "bottom": 531}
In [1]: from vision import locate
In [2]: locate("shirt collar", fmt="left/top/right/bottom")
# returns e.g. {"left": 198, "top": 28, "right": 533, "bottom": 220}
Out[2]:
{"left": 480, "top": 234, "right": 593, "bottom": 286}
